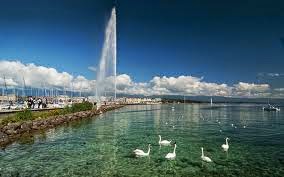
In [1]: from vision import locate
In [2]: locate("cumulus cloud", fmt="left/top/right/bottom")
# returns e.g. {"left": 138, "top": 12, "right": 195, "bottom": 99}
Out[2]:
{"left": 274, "top": 88, "right": 284, "bottom": 92}
{"left": 0, "top": 60, "right": 277, "bottom": 97}
{"left": 0, "top": 60, "right": 95, "bottom": 92}
{"left": 234, "top": 82, "right": 270, "bottom": 92}
{"left": 72, "top": 75, "right": 96, "bottom": 92}
{"left": 0, "top": 60, "right": 73, "bottom": 88}
{"left": 0, "top": 77, "right": 18, "bottom": 86}
{"left": 113, "top": 76, "right": 270, "bottom": 98}
{"left": 268, "top": 73, "right": 280, "bottom": 77}
{"left": 233, "top": 82, "right": 270, "bottom": 97}
{"left": 147, "top": 76, "right": 232, "bottom": 96}
{"left": 258, "top": 72, "right": 284, "bottom": 77}
{"left": 88, "top": 66, "right": 97, "bottom": 72}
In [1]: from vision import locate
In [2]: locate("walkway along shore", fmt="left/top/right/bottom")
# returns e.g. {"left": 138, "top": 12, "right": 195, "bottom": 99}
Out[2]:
{"left": 0, "top": 104, "right": 124, "bottom": 147}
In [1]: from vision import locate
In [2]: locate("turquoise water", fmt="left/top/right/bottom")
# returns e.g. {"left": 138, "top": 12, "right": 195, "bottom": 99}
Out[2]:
{"left": 0, "top": 104, "right": 283, "bottom": 176}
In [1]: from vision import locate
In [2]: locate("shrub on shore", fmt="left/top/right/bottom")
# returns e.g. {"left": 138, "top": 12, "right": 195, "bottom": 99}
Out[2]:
{"left": 69, "top": 101, "right": 93, "bottom": 113}
{"left": 0, "top": 102, "right": 94, "bottom": 126}
{"left": 15, "top": 109, "right": 33, "bottom": 121}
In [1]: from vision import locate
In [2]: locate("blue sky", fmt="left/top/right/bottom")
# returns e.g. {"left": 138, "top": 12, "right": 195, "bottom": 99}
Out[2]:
{"left": 1, "top": 0, "right": 284, "bottom": 97}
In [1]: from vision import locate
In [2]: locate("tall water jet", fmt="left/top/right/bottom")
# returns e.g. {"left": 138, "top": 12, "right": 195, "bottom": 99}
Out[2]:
{"left": 96, "top": 7, "right": 117, "bottom": 103}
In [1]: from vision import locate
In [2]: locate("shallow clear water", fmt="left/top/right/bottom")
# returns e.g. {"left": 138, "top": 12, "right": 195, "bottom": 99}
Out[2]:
{"left": 0, "top": 104, "right": 284, "bottom": 177}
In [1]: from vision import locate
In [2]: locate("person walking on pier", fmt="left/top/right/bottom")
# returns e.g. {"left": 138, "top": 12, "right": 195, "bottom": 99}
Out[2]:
{"left": 27, "top": 97, "right": 32, "bottom": 109}
{"left": 32, "top": 97, "right": 36, "bottom": 109}
{"left": 38, "top": 98, "right": 42, "bottom": 109}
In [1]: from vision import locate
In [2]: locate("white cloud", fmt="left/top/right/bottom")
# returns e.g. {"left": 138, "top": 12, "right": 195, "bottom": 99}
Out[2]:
{"left": 234, "top": 82, "right": 270, "bottom": 92}
{"left": 72, "top": 75, "right": 96, "bottom": 92}
{"left": 0, "top": 77, "right": 18, "bottom": 87}
{"left": 116, "top": 74, "right": 132, "bottom": 89}
{"left": 233, "top": 82, "right": 270, "bottom": 97}
{"left": 88, "top": 66, "right": 97, "bottom": 72}
{"left": 258, "top": 72, "right": 284, "bottom": 77}
{"left": 268, "top": 73, "right": 280, "bottom": 77}
{"left": 147, "top": 76, "right": 232, "bottom": 96}
{"left": 274, "top": 88, "right": 284, "bottom": 92}
{"left": 0, "top": 60, "right": 95, "bottom": 92}
{"left": 115, "top": 76, "right": 272, "bottom": 98}
{"left": 0, "top": 60, "right": 278, "bottom": 98}
{"left": 0, "top": 60, "right": 73, "bottom": 88}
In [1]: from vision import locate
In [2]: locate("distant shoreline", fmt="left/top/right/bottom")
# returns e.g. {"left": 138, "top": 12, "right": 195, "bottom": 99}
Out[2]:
{"left": 160, "top": 99, "right": 283, "bottom": 105}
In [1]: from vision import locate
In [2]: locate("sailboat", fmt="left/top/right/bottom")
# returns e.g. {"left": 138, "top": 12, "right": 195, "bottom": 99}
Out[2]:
{"left": 262, "top": 99, "right": 280, "bottom": 111}
{"left": 0, "top": 75, "right": 12, "bottom": 110}
{"left": 262, "top": 104, "right": 280, "bottom": 111}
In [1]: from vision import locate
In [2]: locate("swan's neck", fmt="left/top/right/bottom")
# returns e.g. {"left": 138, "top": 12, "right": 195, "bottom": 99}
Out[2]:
{"left": 201, "top": 148, "right": 204, "bottom": 157}
{"left": 147, "top": 146, "right": 151, "bottom": 154}
{"left": 226, "top": 139, "right": 228, "bottom": 145}
{"left": 173, "top": 145, "right": 176, "bottom": 154}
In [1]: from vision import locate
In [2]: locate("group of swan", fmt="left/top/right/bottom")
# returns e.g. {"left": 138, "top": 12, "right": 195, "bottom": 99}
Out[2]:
{"left": 201, "top": 137, "right": 230, "bottom": 162}
{"left": 159, "top": 135, "right": 177, "bottom": 159}
{"left": 133, "top": 135, "right": 230, "bottom": 162}
{"left": 133, "top": 135, "right": 173, "bottom": 158}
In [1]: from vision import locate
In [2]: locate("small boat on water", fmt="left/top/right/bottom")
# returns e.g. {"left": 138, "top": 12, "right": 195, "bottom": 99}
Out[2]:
{"left": 262, "top": 104, "right": 280, "bottom": 111}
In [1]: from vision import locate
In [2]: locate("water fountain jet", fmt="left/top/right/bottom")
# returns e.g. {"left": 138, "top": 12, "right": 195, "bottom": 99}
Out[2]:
{"left": 96, "top": 7, "right": 117, "bottom": 105}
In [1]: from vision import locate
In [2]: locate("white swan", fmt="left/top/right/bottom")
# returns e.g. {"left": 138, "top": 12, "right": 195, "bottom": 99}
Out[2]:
{"left": 159, "top": 135, "right": 171, "bottom": 146}
{"left": 133, "top": 144, "right": 151, "bottom": 157}
{"left": 221, "top": 137, "right": 230, "bottom": 151}
{"left": 201, "top": 147, "right": 212, "bottom": 162}
{"left": 165, "top": 143, "right": 176, "bottom": 160}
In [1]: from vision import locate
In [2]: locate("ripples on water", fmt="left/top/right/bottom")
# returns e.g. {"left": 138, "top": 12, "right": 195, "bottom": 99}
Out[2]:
{"left": 0, "top": 104, "right": 284, "bottom": 176}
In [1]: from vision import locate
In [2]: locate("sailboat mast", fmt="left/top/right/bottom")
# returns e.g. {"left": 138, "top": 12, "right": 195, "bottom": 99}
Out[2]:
{"left": 3, "top": 75, "right": 8, "bottom": 101}
{"left": 22, "top": 77, "right": 26, "bottom": 97}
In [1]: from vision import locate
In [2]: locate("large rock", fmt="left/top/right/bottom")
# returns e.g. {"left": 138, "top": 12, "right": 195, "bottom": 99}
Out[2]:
{"left": 55, "top": 117, "right": 64, "bottom": 124}
{"left": 0, "top": 131, "right": 8, "bottom": 142}
{"left": 5, "top": 129, "right": 17, "bottom": 135}
{"left": 0, "top": 131, "right": 7, "bottom": 137}
{"left": 32, "top": 121, "right": 43, "bottom": 130}
{"left": 5, "top": 122, "right": 21, "bottom": 131}
{"left": 2, "top": 122, "right": 20, "bottom": 135}
{"left": 20, "top": 121, "right": 32, "bottom": 132}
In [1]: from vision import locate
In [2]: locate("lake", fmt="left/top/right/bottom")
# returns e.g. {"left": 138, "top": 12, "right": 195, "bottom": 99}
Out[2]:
{"left": 0, "top": 104, "right": 283, "bottom": 176}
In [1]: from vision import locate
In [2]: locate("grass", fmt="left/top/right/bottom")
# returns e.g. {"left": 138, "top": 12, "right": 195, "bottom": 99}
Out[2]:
{"left": 0, "top": 101, "right": 95, "bottom": 126}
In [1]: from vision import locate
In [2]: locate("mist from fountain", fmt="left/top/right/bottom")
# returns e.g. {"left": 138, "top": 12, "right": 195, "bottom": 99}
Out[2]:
{"left": 96, "top": 7, "right": 117, "bottom": 103}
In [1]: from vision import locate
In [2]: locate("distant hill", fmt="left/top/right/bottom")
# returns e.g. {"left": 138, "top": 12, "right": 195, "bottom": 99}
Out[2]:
{"left": 117, "top": 94, "right": 284, "bottom": 105}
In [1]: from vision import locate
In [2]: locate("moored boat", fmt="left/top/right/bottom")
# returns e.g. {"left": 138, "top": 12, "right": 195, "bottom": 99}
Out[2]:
{"left": 262, "top": 104, "right": 280, "bottom": 111}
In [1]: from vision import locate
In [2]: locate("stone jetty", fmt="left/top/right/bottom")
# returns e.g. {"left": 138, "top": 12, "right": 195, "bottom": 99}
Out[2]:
{"left": 0, "top": 104, "right": 124, "bottom": 147}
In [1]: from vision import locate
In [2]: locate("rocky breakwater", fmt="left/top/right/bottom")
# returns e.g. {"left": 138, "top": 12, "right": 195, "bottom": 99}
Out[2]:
{"left": 0, "top": 104, "right": 124, "bottom": 147}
